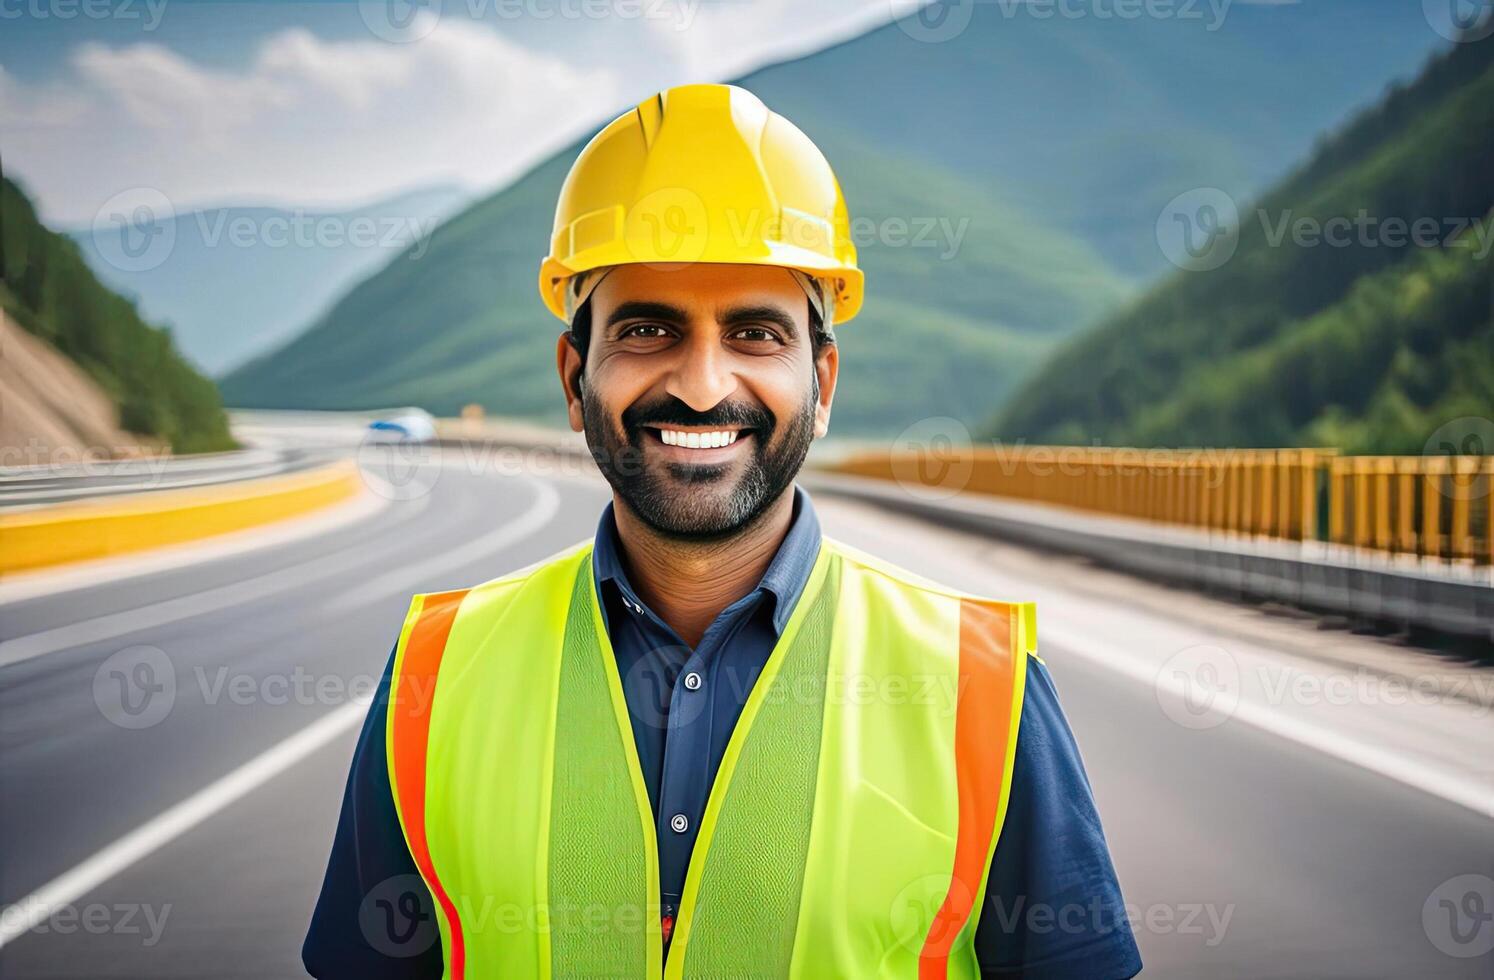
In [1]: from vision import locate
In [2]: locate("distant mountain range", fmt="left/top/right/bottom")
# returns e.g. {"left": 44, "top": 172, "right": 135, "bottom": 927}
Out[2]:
{"left": 72, "top": 185, "right": 469, "bottom": 375}
{"left": 992, "top": 33, "right": 1494, "bottom": 454}
{"left": 217, "top": 1, "right": 1449, "bottom": 435}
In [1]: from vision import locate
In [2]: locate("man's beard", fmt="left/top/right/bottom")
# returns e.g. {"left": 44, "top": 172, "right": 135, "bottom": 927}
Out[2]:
{"left": 581, "top": 379, "right": 817, "bottom": 541}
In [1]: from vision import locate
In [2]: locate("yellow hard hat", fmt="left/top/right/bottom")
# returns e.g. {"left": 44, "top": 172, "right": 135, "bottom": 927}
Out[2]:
{"left": 538, "top": 83, "right": 864, "bottom": 325}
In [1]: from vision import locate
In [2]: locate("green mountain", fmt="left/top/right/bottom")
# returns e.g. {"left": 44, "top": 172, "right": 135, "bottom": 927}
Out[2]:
{"left": 71, "top": 185, "right": 469, "bottom": 375}
{"left": 223, "top": 1, "right": 1447, "bottom": 436}
{"left": 992, "top": 35, "right": 1494, "bottom": 454}
{"left": 1, "top": 177, "right": 233, "bottom": 454}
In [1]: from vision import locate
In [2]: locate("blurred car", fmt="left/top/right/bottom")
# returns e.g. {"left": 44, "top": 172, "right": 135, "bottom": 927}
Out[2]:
{"left": 364, "top": 411, "right": 436, "bottom": 444}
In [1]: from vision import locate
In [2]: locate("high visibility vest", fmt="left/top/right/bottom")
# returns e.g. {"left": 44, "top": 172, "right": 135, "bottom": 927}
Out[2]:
{"left": 386, "top": 535, "right": 1035, "bottom": 979}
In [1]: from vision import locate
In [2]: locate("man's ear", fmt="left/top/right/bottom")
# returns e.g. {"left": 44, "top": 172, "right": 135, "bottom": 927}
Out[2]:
{"left": 813, "top": 342, "right": 838, "bottom": 439}
{"left": 556, "top": 331, "right": 585, "bottom": 432}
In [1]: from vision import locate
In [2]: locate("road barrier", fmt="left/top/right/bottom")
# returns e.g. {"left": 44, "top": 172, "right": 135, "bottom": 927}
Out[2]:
{"left": 828, "top": 446, "right": 1494, "bottom": 568}
{"left": 0, "top": 460, "right": 364, "bottom": 574}
{"left": 1328, "top": 455, "right": 1493, "bottom": 564}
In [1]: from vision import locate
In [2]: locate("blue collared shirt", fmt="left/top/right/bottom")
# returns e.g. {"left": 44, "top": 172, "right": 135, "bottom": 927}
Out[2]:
{"left": 304, "top": 485, "right": 1141, "bottom": 978}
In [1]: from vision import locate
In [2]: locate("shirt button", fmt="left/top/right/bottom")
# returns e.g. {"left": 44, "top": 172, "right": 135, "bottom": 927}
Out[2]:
{"left": 683, "top": 671, "right": 702, "bottom": 692}
{"left": 670, "top": 813, "right": 689, "bottom": 834}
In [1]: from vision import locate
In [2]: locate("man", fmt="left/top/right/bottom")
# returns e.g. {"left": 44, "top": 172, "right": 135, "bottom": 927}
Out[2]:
{"left": 305, "top": 83, "right": 1140, "bottom": 978}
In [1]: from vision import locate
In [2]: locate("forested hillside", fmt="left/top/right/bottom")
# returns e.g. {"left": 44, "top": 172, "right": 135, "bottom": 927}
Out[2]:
{"left": 1, "top": 178, "right": 233, "bottom": 454}
{"left": 992, "top": 36, "right": 1494, "bottom": 453}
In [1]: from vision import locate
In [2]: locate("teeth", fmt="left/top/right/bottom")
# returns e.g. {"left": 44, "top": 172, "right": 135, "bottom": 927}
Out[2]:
{"left": 658, "top": 428, "right": 741, "bottom": 449}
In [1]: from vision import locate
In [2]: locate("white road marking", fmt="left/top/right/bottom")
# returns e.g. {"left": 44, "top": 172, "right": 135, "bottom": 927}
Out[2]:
{"left": 1044, "top": 620, "right": 1494, "bottom": 820}
{"left": 0, "top": 699, "right": 368, "bottom": 949}
{"left": 322, "top": 477, "right": 561, "bottom": 614}
{"left": 0, "top": 474, "right": 553, "bottom": 668}
{"left": 814, "top": 494, "right": 1494, "bottom": 822}
{"left": 0, "top": 475, "right": 566, "bottom": 948}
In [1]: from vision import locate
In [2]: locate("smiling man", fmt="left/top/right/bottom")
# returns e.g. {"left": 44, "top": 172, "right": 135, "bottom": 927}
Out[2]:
{"left": 304, "top": 83, "right": 1140, "bottom": 979}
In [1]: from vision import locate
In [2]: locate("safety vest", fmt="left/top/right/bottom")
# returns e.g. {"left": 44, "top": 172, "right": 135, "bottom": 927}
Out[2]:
{"left": 386, "top": 535, "right": 1034, "bottom": 978}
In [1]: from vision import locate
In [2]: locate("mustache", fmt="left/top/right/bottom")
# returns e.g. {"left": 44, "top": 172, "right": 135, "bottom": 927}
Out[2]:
{"left": 622, "top": 397, "right": 775, "bottom": 434}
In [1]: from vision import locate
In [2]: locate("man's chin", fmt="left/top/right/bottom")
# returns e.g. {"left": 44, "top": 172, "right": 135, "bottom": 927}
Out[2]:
{"left": 655, "top": 459, "right": 738, "bottom": 485}
{"left": 620, "top": 471, "right": 772, "bottom": 538}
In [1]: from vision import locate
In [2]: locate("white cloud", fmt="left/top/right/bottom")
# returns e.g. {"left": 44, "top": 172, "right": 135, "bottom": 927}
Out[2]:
{"left": 3, "top": 14, "right": 619, "bottom": 224}
{"left": 2, "top": 2, "right": 895, "bottom": 226}
{"left": 643, "top": 0, "right": 892, "bottom": 83}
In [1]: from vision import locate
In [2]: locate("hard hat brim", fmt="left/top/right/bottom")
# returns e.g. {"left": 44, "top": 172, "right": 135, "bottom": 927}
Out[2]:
{"left": 539, "top": 253, "right": 863, "bottom": 326}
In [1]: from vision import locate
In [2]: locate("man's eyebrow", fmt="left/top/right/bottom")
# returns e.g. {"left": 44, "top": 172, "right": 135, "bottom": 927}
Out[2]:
{"left": 604, "top": 300, "right": 802, "bottom": 338}
{"left": 605, "top": 301, "right": 690, "bottom": 330}
{"left": 719, "top": 304, "right": 800, "bottom": 339}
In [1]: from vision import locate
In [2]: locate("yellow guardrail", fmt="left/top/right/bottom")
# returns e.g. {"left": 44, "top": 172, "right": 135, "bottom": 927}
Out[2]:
{"left": 828, "top": 446, "right": 1494, "bottom": 566}
{"left": 0, "top": 460, "right": 364, "bottom": 574}
{"left": 1327, "top": 455, "right": 1493, "bottom": 563}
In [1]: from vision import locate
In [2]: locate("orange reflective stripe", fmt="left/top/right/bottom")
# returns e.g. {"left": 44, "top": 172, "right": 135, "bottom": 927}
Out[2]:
{"left": 919, "top": 599, "right": 1017, "bottom": 978}
{"left": 390, "top": 589, "right": 470, "bottom": 978}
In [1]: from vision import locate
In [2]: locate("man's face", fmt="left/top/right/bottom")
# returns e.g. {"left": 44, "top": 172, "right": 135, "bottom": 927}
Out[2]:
{"left": 557, "top": 263, "right": 838, "bottom": 540}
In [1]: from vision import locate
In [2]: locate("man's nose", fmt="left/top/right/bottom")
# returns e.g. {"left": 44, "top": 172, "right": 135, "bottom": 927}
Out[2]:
{"left": 663, "top": 332, "right": 737, "bottom": 412}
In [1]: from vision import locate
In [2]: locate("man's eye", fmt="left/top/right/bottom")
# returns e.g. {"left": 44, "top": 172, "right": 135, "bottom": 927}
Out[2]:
{"left": 733, "top": 327, "right": 779, "bottom": 343}
{"left": 622, "top": 323, "right": 669, "bottom": 339}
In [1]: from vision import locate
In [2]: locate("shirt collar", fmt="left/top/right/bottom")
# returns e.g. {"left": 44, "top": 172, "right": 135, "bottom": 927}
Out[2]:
{"left": 592, "top": 483, "right": 823, "bottom": 636}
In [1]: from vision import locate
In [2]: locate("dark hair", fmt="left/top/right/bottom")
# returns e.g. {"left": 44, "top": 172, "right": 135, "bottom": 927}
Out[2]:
{"left": 565, "top": 295, "right": 835, "bottom": 367}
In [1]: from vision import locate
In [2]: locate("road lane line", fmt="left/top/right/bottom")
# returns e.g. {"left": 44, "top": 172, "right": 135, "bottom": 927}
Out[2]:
{"left": 0, "top": 474, "right": 553, "bottom": 669}
{"left": 0, "top": 476, "right": 567, "bottom": 947}
{"left": 815, "top": 497, "right": 1494, "bottom": 821}
{"left": 0, "top": 700, "right": 368, "bottom": 950}
{"left": 1043, "top": 621, "right": 1494, "bottom": 820}
{"left": 321, "top": 477, "right": 561, "bottom": 614}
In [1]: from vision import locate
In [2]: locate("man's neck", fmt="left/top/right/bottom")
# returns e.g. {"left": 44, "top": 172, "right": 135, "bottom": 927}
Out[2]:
{"left": 612, "top": 490, "right": 796, "bottom": 649}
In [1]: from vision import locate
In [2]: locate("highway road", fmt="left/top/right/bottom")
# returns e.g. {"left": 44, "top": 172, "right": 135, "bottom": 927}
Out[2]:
{"left": 2, "top": 440, "right": 1492, "bottom": 978}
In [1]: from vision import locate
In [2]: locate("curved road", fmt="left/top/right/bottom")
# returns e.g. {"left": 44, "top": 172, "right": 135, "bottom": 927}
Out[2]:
{"left": 1, "top": 448, "right": 1491, "bottom": 977}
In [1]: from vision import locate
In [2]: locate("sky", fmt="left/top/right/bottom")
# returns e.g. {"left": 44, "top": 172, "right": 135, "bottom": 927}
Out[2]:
{"left": 0, "top": 0, "right": 899, "bottom": 225}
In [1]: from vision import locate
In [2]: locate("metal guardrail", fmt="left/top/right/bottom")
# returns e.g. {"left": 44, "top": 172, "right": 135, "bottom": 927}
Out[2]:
{"left": 802, "top": 468, "right": 1493, "bottom": 642}
{"left": 829, "top": 446, "right": 1494, "bottom": 570}
{"left": 0, "top": 447, "right": 340, "bottom": 510}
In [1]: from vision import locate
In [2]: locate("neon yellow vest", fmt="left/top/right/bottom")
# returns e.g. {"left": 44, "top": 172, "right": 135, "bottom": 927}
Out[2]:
{"left": 386, "top": 536, "right": 1034, "bottom": 978}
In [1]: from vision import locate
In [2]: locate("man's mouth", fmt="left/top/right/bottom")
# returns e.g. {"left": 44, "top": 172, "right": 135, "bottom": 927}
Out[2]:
{"left": 642, "top": 426, "right": 755, "bottom": 453}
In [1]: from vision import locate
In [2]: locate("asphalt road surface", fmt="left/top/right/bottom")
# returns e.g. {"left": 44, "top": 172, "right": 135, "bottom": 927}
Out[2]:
{"left": 3, "top": 449, "right": 1492, "bottom": 978}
